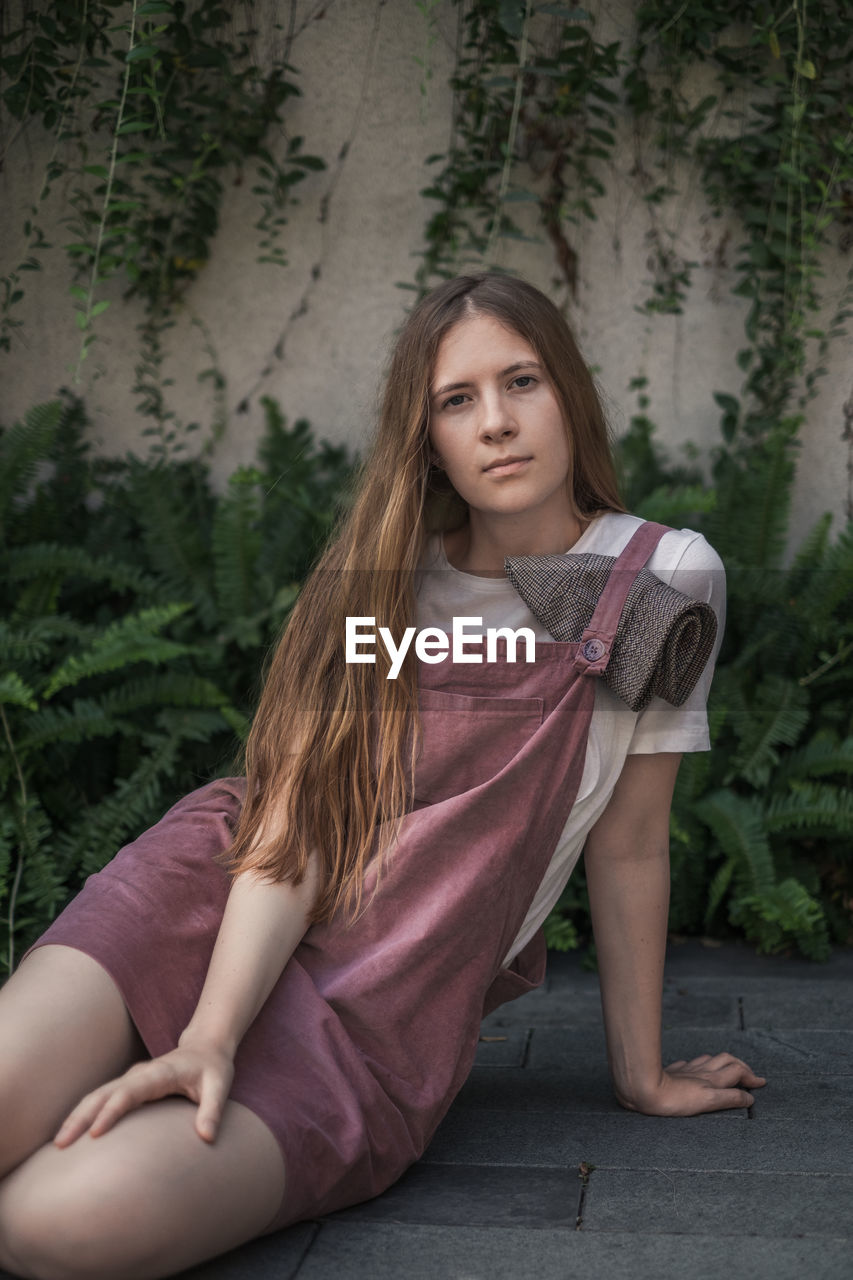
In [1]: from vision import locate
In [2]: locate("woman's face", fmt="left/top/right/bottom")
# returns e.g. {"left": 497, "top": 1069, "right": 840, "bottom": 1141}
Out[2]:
{"left": 428, "top": 311, "right": 572, "bottom": 525}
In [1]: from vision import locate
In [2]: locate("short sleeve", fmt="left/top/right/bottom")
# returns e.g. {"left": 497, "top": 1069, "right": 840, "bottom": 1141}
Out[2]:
{"left": 626, "top": 531, "right": 726, "bottom": 755}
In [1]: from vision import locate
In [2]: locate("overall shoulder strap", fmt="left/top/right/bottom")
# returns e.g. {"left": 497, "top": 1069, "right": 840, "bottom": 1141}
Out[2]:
{"left": 573, "top": 521, "right": 670, "bottom": 673}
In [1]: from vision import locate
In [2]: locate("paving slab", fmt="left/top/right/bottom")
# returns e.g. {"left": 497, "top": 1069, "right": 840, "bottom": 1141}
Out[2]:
{"left": 657, "top": 939, "right": 853, "bottom": 981}
{"left": 473, "top": 1025, "right": 530, "bottom": 1067}
{"left": 737, "top": 983, "right": 853, "bottom": 1029}
{"left": 484, "top": 981, "right": 739, "bottom": 1030}
{"left": 581, "top": 1168, "right": 853, "bottom": 1236}
{"left": 459, "top": 1063, "right": 853, "bottom": 1120}
{"left": 525, "top": 1024, "right": 853, "bottom": 1074}
{"left": 175, "top": 1226, "right": 316, "bottom": 1279}
{"left": 328, "top": 1162, "right": 580, "bottom": 1228}
{"left": 292, "top": 1222, "right": 853, "bottom": 1280}
{"left": 423, "top": 1108, "right": 853, "bottom": 1172}
{"left": 751, "top": 1072, "right": 853, "bottom": 1119}
{"left": 457, "top": 1064, "right": 622, "bottom": 1113}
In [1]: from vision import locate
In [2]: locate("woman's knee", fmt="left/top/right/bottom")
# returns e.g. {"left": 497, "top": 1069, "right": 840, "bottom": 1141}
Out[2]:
{"left": 0, "top": 1100, "right": 287, "bottom": 1280}
{"left": 0, "top": 1137, "right": 170, "bottom": 1280}
{"left": 0, "top": 1175, "right": 143, "bottom": 1280}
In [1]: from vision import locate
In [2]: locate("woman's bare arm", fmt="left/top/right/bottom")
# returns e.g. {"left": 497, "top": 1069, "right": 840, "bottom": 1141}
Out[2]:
{"left": 181, "top": 859, "right": 320, "bottom": 1057}
{"left": 584, "top": 752, "right": 766, "bottom": 1115}
{"left": 55, "top": 855, "right": 320, "bottom": 1146}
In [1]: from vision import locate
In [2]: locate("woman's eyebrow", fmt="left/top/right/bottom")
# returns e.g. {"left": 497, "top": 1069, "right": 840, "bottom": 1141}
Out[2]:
{"left": 431, "top": 361, "right": 542, "bottom": 399}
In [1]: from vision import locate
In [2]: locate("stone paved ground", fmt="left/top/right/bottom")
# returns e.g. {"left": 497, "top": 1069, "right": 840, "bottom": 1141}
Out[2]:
{"left": 177, "top": 939, "right": 853, "bottom": 1280}
{"left": 7, "top": 940, "right": 853, "bottom": 1278}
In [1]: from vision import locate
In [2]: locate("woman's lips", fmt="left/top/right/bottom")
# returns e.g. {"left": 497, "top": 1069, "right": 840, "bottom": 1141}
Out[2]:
{"left": 484, "top": 457, "right": 531, "bottom": 476}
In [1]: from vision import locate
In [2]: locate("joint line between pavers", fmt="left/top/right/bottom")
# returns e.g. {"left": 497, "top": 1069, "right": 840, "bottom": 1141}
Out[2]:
{"left": 290, "top": 1221, "right": 322, "bottom": 1277}
{"left": 520, "top": 1027, "right": 534, "bottom": 1069}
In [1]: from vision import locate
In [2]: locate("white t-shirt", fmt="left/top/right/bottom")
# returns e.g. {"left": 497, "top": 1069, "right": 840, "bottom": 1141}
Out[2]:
{"left": 415, "top": 512, "right": 726, "bottom": 963}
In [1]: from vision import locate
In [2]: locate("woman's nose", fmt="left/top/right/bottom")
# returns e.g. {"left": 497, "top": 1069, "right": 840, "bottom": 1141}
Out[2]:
{"left": 479, "top": 394, "right": 517, "bottom": 442}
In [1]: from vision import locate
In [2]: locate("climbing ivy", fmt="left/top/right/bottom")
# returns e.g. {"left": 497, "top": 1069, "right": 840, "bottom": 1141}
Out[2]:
{"left": 0, "top": 0, "right": 324, "bottom": 372}
{"left": 413, "top": 1, "right": 622, "bottom": 297}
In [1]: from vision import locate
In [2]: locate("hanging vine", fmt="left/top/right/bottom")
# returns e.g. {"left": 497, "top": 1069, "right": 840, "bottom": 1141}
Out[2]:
{"left": 0, "top": 0, "right": 325, "bottom": 373}
{"left": 413, "top": 0, "right": 622, "bottom": 297}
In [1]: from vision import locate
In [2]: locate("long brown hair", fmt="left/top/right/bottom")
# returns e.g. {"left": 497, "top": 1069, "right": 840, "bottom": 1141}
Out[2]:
{"left": 227, "top": 273, "right": 626, "bottom": 920}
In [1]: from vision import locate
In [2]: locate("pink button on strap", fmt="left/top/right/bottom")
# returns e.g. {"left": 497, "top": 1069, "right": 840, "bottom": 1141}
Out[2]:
{"left": 581, "top": 638, "right": 607, "bottom": 663}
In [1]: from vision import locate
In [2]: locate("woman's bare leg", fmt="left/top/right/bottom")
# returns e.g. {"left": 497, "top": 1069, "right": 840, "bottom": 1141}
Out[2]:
{"left": 0, "top": 1096, "right": 286, "bottom": 1280}
{"left": 0, "top": 945, "right": 145, "bottom": 1177}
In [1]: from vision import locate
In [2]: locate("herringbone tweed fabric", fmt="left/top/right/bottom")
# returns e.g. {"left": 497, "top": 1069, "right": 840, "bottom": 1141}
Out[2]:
{"left": 504, "top": 552, "right": 718, "bottom": 712}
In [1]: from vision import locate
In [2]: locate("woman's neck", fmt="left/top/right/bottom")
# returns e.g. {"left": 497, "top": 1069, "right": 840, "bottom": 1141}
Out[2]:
{"left": 443, "top": 510, "right": 588, "bottom": 577}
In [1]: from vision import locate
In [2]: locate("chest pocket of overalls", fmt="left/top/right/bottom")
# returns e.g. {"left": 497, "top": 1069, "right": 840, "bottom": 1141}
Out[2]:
{"left": 414, "top": 686, "right": 544, "bottom": 805}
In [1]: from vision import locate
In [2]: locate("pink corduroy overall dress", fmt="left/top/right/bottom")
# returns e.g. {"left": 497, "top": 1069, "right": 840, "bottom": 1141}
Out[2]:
{"left": 32, "top": 521, "right": 670, "bottom": 1231}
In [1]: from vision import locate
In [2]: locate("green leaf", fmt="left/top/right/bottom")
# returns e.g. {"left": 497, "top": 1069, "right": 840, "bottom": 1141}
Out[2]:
{"left": 90, "top": 300, "right": 110, "bottom": 317}
{"left": 693, "top": 791, "right": 774, "bottom": 895}
{"left": 117, "top": 120, "right": 152, "bottom": 134}
{"left": 497, "top": 0, "right": 524, "bottom": 38}
{"left": 0, "top": 672, "right": 38, "bottom": 710}
{"left": 125, "top": 43, "right": 159, "bottom": 62}
{"left": 42, "top": 604, "right": 196, "bottom": 700}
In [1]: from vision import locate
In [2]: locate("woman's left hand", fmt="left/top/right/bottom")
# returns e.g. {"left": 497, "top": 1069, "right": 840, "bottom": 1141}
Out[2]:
{"left": 618, "top": 1053, "right": 767, "bottom": 1116}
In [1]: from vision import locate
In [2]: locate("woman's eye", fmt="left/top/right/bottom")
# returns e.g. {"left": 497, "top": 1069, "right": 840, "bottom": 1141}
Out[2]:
{"left": 443, "top": 393, "right": 467, "bottom": 409}
{"left": 513, "top": 376, "right": 534, "bottom": 389}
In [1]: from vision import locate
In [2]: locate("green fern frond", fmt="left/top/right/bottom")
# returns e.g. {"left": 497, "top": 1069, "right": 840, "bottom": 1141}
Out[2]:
{"left": 708, "top": 667, "right": 752, "bottom": 742}
{"left": 543, "top": 913, "right": 580, "bottom": 952}
{"left": 764, "top": 782, "right": 853, "bottom": 835}
{"left": 1, "top": 795, "right": 61, "bottom": 971}
{"left": 0, "top": 617, "right": 88, "bottom": 665}
{"left": 0, "top": 401, "right": 62, "bottom": 537}
{"left": 59, "top": 736, "right": 181, "bottom": 879}
{"left": 777, "top": 731, "right": 853, "bottom": 782}
{"left": 693, "top": 790, "right": 775, "bottom": 894}
{"left": 729, "top": 878, "right": 829, "bottom": 960}
{"left": 41, "top": 604, "right": 196, "bottom": 699}
{"left": 153, "top": 707, "right": 233, "bottom": 743}
{"left": 793, "top": 521, "right": 853, "bottom": 632}
{"left": 704, "top": 857, "right": 735, "bottom": 927}
{"left": 211, "top": 467, "right": 262, "bottom": 624}
{"left": 125, "top": 462, "right": 215, "bottom": 622}
{"left": 0, "top": 673, "right": 38, "bottom": 710}
{"left": 6, "top": 544, "right": 157, "bottom": 598}
{"left": 16, "top": 700, "right": 129, "bottom": 752}
{"left": 743, "top": 432, "right": 796, "bottom": 570}
{"left": 786, "top": 512, "right": 833, "bottom": 582}
{"left": 708, "top": 432, "right": 795, "bottom": 570}
{"left": 726, "top": 675, "right": 810, "bottom": 787}
{"left": 634, "top": 483, "right": 716, "bottom": 527}
{"left": 100, "top": 673, "right": 235, "bottom": 717}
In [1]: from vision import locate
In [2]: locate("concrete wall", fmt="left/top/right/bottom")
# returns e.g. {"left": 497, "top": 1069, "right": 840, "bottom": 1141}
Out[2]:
{"left": 2, "top": 0, "right": 851, "bottom": 549}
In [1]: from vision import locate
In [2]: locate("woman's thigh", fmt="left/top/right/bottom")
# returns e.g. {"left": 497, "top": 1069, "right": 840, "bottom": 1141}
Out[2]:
{"left": 0, "top": 1096, "right": 287, "bottom": 1280}
{"left": 0, "top": 945, "right": 145, "bottom": 1175}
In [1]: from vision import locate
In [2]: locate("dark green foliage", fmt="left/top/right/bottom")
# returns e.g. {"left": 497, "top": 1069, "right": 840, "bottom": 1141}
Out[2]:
{"left": 0, "top": 395, "right": 355, "bottom": 972}
{"left": 630, "top": 415, "right": 851, "bottom": 961}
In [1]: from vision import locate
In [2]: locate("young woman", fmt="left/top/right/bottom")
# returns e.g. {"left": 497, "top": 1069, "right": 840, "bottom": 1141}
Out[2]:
{"left": 0, "top": 273, "right": 765, "bottom": 1279}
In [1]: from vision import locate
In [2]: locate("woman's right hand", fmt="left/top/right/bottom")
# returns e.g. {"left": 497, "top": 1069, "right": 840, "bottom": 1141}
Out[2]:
{"left": 53, "top": 1037, "right": 235, "bottom": 1147}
